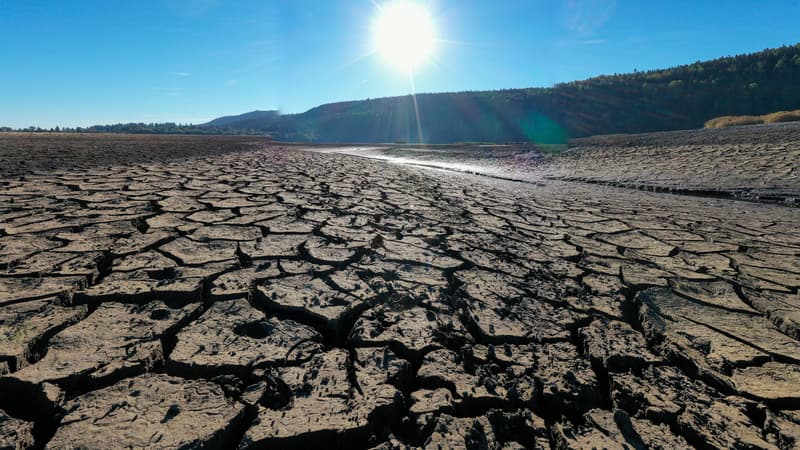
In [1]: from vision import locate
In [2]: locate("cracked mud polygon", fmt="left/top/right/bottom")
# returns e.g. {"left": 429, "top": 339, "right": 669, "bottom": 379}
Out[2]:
{"left": 1, "top": 130, "right": 799, "bottom": 449}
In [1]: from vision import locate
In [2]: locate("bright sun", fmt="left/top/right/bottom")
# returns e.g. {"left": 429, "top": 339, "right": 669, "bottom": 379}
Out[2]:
{"left": 374, "top": 2, "right": 435, "bottom": 71}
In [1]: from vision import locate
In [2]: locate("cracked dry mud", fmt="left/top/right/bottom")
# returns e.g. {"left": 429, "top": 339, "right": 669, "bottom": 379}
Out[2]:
{"left": 550, "top": 123, "right": 800, "bottom": 206}
{"left": 0, "top": 132, "right": 799, "bottom": 449}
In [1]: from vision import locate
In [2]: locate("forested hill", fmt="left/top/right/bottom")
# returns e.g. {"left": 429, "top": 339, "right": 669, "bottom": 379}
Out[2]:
{"left": 208, "top": 44, "right": 800, "bottom": 143}
{"left": 22, "top": 44, "right": 796, "bottom": 141}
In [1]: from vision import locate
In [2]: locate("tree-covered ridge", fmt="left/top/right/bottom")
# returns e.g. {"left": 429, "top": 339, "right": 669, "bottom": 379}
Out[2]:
{"left": 5, "top": 44, "right": 799, "bottom": 142}
{"left": 272, "top": 43, "right": 800, "bottom": 143}
{"left": 548, "top": 43, "right": 800, "bottom": 136}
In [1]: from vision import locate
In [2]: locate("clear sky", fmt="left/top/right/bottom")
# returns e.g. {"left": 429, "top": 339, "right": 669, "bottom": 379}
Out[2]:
{"left": 2, "top": 0, "right": 799, "bottom": 128}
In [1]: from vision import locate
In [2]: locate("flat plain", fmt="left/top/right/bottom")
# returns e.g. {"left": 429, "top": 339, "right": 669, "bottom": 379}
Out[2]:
{"left": 1, "top": 128, "right": 799, "bottom": 449}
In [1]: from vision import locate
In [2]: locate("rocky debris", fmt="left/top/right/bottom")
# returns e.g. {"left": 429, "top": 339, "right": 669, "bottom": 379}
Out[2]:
{"left": 2, "top": 301, "right": 198, "bottom": 400}
{"left": 240, "top": 349, "right": 403, "bottom": 448}
{"left": 0, "top": 408, "right": 35, "bottom": 450}
{"left": 168, "top": 298, "right": 323, "bottom": 377}
{"left": 45, "top": 373, "right": 245, "bottom": 450}
{"left": 0, "top": 300, "right": 88, "bottom": 371}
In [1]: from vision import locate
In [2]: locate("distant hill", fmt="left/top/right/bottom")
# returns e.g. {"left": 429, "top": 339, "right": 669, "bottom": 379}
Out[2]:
{"left": 210, "top": 43, "right": 800, "bottom": 143}
{"left": 204, "top": 110, "right": 280, "bottom": 128}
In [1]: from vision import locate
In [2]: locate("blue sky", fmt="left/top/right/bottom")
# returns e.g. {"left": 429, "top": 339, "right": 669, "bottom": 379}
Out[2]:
{"left": 1, "top": 0, "right": 799, "bottom": 128}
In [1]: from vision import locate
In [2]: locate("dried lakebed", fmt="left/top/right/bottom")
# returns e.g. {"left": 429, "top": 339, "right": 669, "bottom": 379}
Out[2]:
{"left": 1, "top": 134, "right": 799, "bottom": 449}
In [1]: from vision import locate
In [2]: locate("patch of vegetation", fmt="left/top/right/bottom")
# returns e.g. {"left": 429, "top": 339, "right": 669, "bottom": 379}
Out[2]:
{"left": 704, "top": 116, "right": 765, "bottom": 129}
{"left": 705, "top": 109, "right": 800, "bottom": 128}
{"left": 763, "top": 110, "right": 800, "bottom": 123}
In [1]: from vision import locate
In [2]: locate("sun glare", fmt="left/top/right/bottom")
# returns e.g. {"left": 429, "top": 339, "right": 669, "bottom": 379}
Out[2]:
{"left": 374, "top": 2, "right": 435, "bottom": 71}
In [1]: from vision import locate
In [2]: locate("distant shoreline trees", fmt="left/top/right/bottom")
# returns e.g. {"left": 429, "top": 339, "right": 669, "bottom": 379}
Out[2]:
{"left": 0, "top": 122, "right": 265, "bottom": 135}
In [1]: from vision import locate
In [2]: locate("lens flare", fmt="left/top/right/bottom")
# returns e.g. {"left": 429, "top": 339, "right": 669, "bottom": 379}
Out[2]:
{"left": 374, "top": 2, "right": 435, "bottom": 71}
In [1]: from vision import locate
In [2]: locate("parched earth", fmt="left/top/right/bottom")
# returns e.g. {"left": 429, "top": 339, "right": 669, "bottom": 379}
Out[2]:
{"left": 1, "top": 132, "right": 799, "bottom": 449}
{"left": 550, "top": 122, "right": 800, "bottom": 205}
